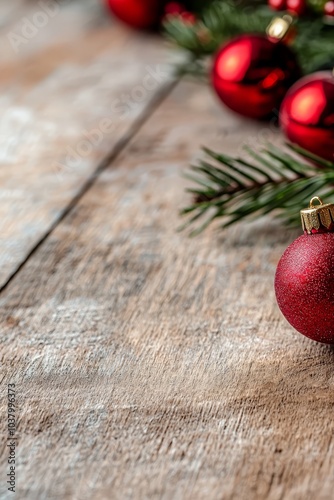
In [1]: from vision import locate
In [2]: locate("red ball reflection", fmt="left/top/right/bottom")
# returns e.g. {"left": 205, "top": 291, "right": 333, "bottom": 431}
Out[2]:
{"left": 212, "top": 35, "right": 301, "bottom": 120}
{"left": 280, "top": 72, "right": 334, "bottom": 162}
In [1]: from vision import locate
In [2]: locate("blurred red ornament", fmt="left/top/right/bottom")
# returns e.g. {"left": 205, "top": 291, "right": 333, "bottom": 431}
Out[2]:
{"left": 180, "top": 10, "right": 196, "bottom": 23}
{"left": 105, "top": 0, "right": 164, "bottom": 29}
{"left": 164, "top": 1, "right": 185, "bottom": 14}
{"left": 286, "top": 0, "right": 307, "bottom": 15}
{"left": 324, "top": 0, "right": 334, "bottom": 16}
{"left": 275, "top": 197, "right": 334, "bottom": 344}
{"left": 280, "top": 72, "right": 334, "bottom": 162}
{"left": 211, "top": 34, "right": 301, "bottom": 120}
{"left": 164, "top": 2, "right": 196, "bottom": 23}
{"left": 165, "top": 2, "right": 197, "bottom": 24}
{"left": 268, "top": 0, "right": 287, "bottom": 10}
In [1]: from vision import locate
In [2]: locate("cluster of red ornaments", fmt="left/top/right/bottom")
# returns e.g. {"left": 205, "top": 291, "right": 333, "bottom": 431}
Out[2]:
{"left": 105, "top": 1, "right": 334, "bottom": 162}
{"left": 269, "top": 0, "right": 306, "bottom": 16}
{"left": 269, "top": 0, "right": 334, "bottom": 17}
{"left": 211, "top": 31, "right": 334, "bottom": 162}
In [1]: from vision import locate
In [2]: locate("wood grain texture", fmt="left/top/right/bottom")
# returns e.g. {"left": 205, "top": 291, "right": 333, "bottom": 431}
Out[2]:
{"left": 1, "top": 79, "right": 334, "bottom": 500}
{"left": 0, "top": 0, "right": 174, "bottom": 288}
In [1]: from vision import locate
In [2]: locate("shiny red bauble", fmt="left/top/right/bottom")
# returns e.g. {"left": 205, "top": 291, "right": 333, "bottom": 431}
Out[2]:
{"left": 164, "top": 2, "right": 197, "bottom": 23}
{"left": 212, "top": 35, "right": 301, "bottom": 120}
{"left": 324, "top": 0, "right": 334, "bottom": 16}
{"left": 268, "top": 0, "right": 287, "bottom": 10}
{"left": 105, "top": 0, "right": 164, "bottom": 29}
{"left": 275, "top": 232, "right": 334, "bottom": 344}
{"left": 164, "top": 1, "right": 185, "bottom": 14}
{"left": 286, "top": 0, "right": 307, "bottom": 15}
{"left": 280, "top": 72, "right": 334, "bottom": 163}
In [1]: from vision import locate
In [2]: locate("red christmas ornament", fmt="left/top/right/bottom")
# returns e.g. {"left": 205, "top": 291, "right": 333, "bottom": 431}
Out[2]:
{"left": 275, "top": 197, "right": 334, "bottom": 344}
{"left": 268, "top": 0, "right": 287, "bottom": 10}
{"left": 211, "top": 31, "right": 301, "bottom": 120}
{"left": 164, "top": 1, "right": 185, "bottom": 14}
{"left": 324, "top": 0, "right": 334, "bottom": 16}
{"left": 286, "top": 0, "right": 307, "bottom": 15}
{"left": 280, "top": 71, "right": 334, "bottom": 163}
{"left": 180, "top": 10, "right": 197, "bottom": 23}
{"left": 104, "top": 0, "right": 164, "bottom": 29}
{"left": 164, "top": 2, "right": 196, "bottom": 23}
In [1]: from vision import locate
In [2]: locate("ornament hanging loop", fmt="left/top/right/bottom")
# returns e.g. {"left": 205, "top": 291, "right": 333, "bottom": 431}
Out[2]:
{"left": 309, "top": 196, "right": 325, "bottom": 208}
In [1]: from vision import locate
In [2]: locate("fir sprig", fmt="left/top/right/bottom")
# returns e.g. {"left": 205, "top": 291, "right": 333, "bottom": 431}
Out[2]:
{"left": 165, "top": 2, "right": 272, "bottom": 57}
{"left": 181, "top": 145, "right": 334, "bottom": 235}
{"left": 165, "top": 1, "right": 334, "bottom": 75}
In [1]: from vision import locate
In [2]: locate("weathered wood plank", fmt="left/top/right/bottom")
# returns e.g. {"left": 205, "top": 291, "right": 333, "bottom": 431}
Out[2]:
{"left": 1, "top": 80, "right": 332, "bottom": 500}
{"left": 0, "top": 0, "right": 174, "bottom": 289}
{"left": 0, "top": 0, "right": 100, "bottom": 62}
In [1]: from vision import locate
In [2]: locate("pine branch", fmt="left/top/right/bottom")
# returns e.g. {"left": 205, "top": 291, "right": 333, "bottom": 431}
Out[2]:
{"left": 165, "top": 2, "right": 272, "bottom": 57}
{"left": 181, "top": 145, "right": 334, "bottom": 235}
{"left": 164, "top": 1, "right": 334, "bottom": 75}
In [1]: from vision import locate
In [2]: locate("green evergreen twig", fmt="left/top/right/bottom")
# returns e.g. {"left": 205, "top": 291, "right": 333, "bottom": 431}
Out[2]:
{"left": 181, "top": 145, "right": 334, "bottom": 235}
{"left": 164, "top": 1, "right": 334, "bottom": 75}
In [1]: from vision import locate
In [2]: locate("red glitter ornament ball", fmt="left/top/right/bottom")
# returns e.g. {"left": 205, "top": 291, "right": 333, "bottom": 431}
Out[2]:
{"left": 105, "top": 0, "right": 164, "bottom": 29}
{"left": 275, "top": 197, "right": 334, "bottom": 344}
{"left": 212, "top": 34, "right": 301, "bottom": 120}
{"left": 280, "top": 72, "right": 334, "bottom": 163}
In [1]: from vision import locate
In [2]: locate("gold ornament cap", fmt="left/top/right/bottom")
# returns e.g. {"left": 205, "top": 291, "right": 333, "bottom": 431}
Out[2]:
{"left": 301, "top": 197, "right": 334, "bottom": 234}
{"left": 266, "top": 15, "right": 294, "bottom": 42}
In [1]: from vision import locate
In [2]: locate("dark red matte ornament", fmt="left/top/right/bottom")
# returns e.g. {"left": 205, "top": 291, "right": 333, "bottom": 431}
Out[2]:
{"left": 280, "top": 72, "right": 334, "bottom": 163}
{"left": 275, "top": 197, "right": 334, "bottom": 344}
{"left": 211, "top": 34, "right": 301, "bottom": 120}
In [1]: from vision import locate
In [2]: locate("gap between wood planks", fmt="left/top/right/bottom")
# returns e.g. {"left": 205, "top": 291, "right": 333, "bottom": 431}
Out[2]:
{"left": 0, "top": 77, "right": 180, "bottom": 296}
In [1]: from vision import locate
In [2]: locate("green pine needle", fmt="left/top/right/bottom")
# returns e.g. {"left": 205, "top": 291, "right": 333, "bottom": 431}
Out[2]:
{"left": 181, "top": 145, "right": 334, "bottom": 235}
{"left": 164, "top": 1, "right": 334, "bottom": 75}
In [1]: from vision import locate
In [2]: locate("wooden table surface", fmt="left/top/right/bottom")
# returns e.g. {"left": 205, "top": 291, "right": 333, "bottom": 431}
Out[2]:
{"left": 1, "top": 2, "right": 334, "bottom": 499}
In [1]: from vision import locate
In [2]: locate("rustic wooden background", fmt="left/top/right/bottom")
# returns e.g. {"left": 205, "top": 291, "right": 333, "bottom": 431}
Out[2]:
{"left": 1, "top": 1, "right": 334, "bottom": 499}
